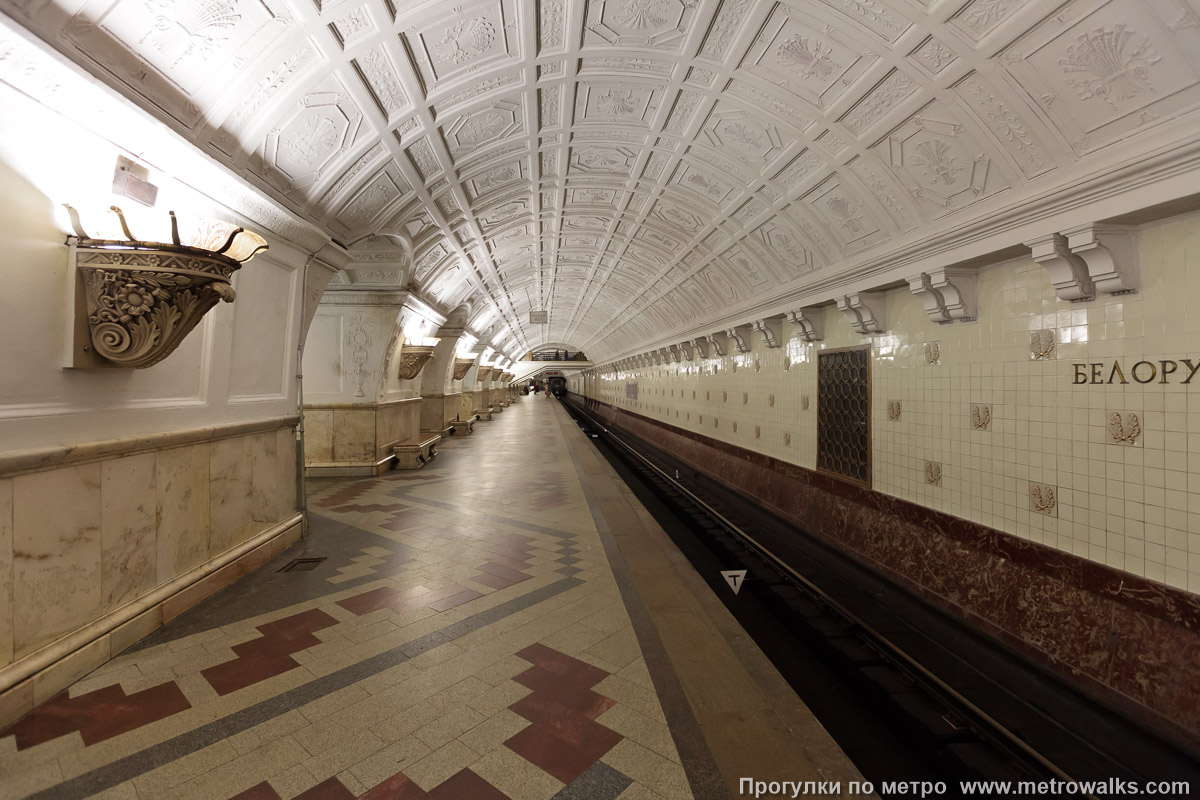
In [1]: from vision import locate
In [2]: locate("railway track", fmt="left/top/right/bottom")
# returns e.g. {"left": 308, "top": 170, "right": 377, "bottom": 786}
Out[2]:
{"left": 562, "top": 395, "right": 1200, "bottom": 797}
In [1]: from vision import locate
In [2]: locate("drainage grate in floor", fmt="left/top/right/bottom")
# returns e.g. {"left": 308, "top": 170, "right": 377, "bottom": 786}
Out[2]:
{"left": 278, "top": 557, "right": 327, "bottom": 573}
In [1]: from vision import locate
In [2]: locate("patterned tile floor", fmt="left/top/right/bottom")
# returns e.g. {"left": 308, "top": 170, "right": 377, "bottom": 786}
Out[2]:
{"left": 1, "top": 397, "right": 866, "bottom": 800}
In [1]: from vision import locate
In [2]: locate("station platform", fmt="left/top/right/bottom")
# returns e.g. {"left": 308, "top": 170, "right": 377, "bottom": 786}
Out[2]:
{"left": 0, "top": 397, "right": 866, "bottom": 800}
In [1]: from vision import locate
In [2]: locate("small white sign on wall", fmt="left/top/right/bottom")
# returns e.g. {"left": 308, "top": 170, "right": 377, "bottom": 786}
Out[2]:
{"left": 529, "top": 311, "right": 548, "bottom": 324}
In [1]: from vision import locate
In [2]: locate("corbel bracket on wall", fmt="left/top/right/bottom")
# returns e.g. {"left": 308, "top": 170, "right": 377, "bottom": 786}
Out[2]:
{"left": 1065, "top": 223, "right": 1140, "bottom": 296}
{"left": 678, "top": 341, "right": 694, "bottom": 361}
{"left": 785, "top": 307, "right": 825, "bottom": 342}
{"left": 705, "top": 331, "right": 729, "bottom": 357}
{"left": 667, "top": 344, "right": 683, "bottom": 363}
{"left": 690, "top": 337, "right": 711, "bottom": 358}
{"left": 725, "top": 325, "right": 751, "bottom": 354}
{"left": 1026, "top": 232, "right": 1093, "bottom": 302}
{"left": 836, "top": 292, "right": 887, "bottom": 335}
{"left": 751, "top": 318, "right": 783, "bottom": 348}
{"left": 907, "top": 267, "right": 978, "bottom": 324}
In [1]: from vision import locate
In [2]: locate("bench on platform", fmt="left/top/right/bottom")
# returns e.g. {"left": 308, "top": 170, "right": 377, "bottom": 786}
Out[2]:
{"left": 475, "top": 408, "right": 494, "bottom": 421}
{"left": 449, "top": 418, "right": 475, "bottom": 436}
{"left": 392, "top": 434, "right": 440, "bottom": 469}
{"left": 490, "top": 403, "right": 504, "bottom": 413}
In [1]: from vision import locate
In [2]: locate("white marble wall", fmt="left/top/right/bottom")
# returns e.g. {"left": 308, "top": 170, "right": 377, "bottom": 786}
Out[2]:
{"left": 588, "top": 212, "right": 1200, "bottom": 595}
{"left": 0, "top": 425, "right": 297, "bottom": 665}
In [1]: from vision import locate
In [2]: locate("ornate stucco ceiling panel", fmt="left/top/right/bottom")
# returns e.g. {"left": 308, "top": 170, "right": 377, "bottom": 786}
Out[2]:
{"left": 331, "top": 4, "right": 378, "bottom": 50}
{"left": 465, "top": 159, "right": 526, "bottom": 201}
{"left": 805, "top": 176, "right": 888, "bottom": 255}
{"left": 953, "top": 71, "right": 1057, "bottom": 180}
{"left": 51, "top": 0, "right": 296, "bottom": 129}
{"left": 695, "top": 0, "right": 755, "bottom": 63}
{"left": 743, "top": 4, "right": 878, "bottom": 113}
{"left": 838, "top": 68, "right": 920, "bottom": 140}
{"left": 443, "top": 98, "right": 524, "bottom": 157}
{"left": 583, "top": 0, "right": 698, "bottom": 51}
{"left": 947, "top": 0, "right": 1036, "bottom": 45}
{"left": 211, "top": 38, "right": 325, "bottom": 158}
{"left": 877, "top": 100, "right": 1012, "bottom": 218}
{"left": 331, "top": 162, "right": 411, "bottom": 238}
{"left": 400, "top": 0, "right": 519, "bottom": 93}
{"left": 252, "top": 74, "right": 369, "bottom": 198}
{"left": 994, "top": 0, "right": 1200, "bottom": 155}
{"left": 577, "top": 82, "right": 661, "bottom": 125}
{"left": 846, "top": 153, "right": 923, "bottom": 233}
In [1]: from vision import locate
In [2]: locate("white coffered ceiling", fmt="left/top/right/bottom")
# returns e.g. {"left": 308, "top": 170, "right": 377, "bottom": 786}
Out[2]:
{"left": 5, "top": 0, "right": 1200, "bottom": 359}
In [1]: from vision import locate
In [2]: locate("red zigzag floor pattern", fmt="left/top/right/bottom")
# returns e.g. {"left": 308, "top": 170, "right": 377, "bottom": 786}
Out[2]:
{"left": 0, "top": 532, "right": 543, "bottom": 752}
{"left": 228, "top": 644, "right": 622, "bottom": 800}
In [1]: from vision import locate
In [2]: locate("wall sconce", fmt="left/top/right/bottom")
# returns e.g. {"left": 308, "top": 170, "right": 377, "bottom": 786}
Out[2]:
{"left": 397, "top": 343, "right": 436, "bottom": 380}
{"left": 452, "top": 358, "right": 475, "bottom": 380}
{"left": 64, "top": 205, "right": 267, "bottom": 368}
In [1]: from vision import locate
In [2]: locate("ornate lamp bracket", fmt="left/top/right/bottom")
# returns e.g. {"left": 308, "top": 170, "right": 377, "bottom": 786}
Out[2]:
{"left": 397, "top": 345, "right": 436, "bottom": 380}
{"left": 64, "top": 205, "right": 268, "bottom": 369}
{"left": 452, "top": 358, "right": 475, "bottom": 380}
{"left": 907, "top": 267, "right": 978, "bottom": 324}
{"left": 836, "top": 292, "right": 887, "bottom": 335}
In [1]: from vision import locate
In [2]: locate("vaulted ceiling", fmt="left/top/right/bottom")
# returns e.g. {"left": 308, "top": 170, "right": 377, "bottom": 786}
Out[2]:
{"left": 7, "top": 0, "right": 1200, "bottom": 359}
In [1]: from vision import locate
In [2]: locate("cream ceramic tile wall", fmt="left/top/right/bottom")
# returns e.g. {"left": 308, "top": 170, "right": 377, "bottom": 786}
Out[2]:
{"left": 589, "top": 213, "right": 1200, "bottom": 596}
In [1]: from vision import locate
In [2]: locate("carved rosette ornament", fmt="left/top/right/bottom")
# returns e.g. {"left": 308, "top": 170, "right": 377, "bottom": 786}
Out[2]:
{"left": 452, "top": 358, "right": 475, "bottom": 380}
{"left": 397, "top": 345, "right": 436, "bottom": 380}
{"left": 67, "top": 206, "right": 267, "bottom": 369}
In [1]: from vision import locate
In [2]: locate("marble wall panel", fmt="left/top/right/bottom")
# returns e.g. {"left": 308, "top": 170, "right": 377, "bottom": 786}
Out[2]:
{"left": 378, "top": 401, "right": 420, "bottom": 458}
{"left": 461, "top": 393, "right": 476, "bottom": 420}
{"left": 0, "top": 479, "right": 12, "bottom": 664}
{"left": 210, "top": 436, "right": 255, "bottom": 553}
{"left": 304, "top": 409, "right": 334, "bottom": 462}
{"left": 443, "top": 392, "right": 462, "bottom": 425}
{"left": 12, "top": 464, "right": 102, "bottom": 657}
{"left": 251, "top": 431, "right": 280, "bottom": 525}
{"left": 419, "top": 396, "right": 445, "bottom": 432}
{"left": 100, "top": 453, "right": 157, "bottom": 613}
{"left": 276, "top": 427, "right": 297, "bottom": 521}
{"left": 333, "top": 409, "right": 376, "bottom": 464}
{"left": 156, "top": 443, "right": 210, "bottom": 581}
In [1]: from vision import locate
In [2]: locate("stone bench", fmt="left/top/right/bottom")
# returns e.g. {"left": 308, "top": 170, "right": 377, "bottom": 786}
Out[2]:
{"left": 490, "top": 403, "right": 504, "bottom": 413}
{"left": 449, "top": 418, "right": 475, "bottom": 436}
{"left": 392, "top": 434, "right": 440, "bottom": 469}
{"left": 475, "top": 408, "right": 494, "bottom": 421}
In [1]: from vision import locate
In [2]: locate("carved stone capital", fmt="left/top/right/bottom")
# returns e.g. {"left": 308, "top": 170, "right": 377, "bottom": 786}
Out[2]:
{"left": 397, "top": 345, "right": 435, "bottom": 380}
{"left": 725, "top": 326, "right": 751, "bottom": 354}
{"left": 836, "top": 292, "right": 887, "bottom": 335}
{"left": 750, "top": 318, "right": 782, "bottom": 349}
{"left": 1026, "top": 233, "right": 1093, "bottom": 302}
{"left": 452, "top": 358, "right": 475, "bottom": 380}
{"left": 907, "top": 267, "right": 978, "bottom": 324}
{"left": 476, "top": 366, "right": 494, "bottom": 382}
{"left": 1064, "top": 223, "right": 1140, "bottom": 296}
{"left": 785, "top": 307, "right": 825, "bottom": 342}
